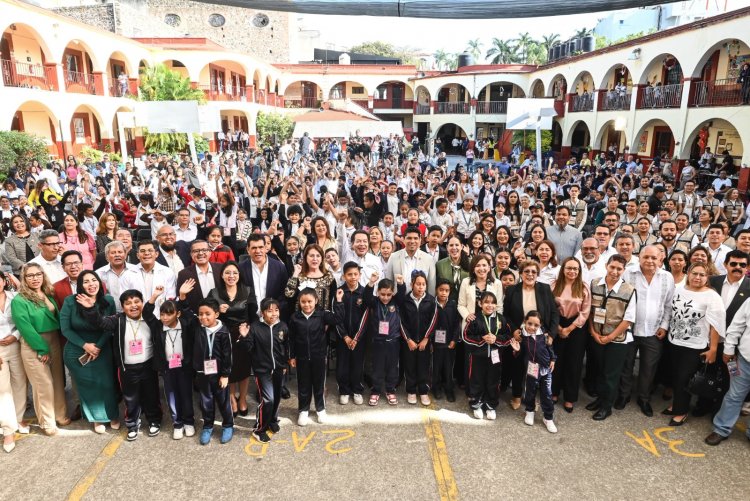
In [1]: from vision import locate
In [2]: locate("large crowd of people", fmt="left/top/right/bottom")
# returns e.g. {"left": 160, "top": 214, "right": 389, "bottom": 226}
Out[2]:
{"left": 0, "top": 133, "right": 749, "bottom": 453}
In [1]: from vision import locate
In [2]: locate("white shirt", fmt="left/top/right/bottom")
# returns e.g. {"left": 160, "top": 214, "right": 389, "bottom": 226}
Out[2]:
{"left": 123, "top": 317, "right": 153, "bottom": 365}
{"left": 132, "top": 263, "right": 177, "bottom": 310}
{"left": 196, "top": 265, "right": 216, "bottom": 299}
{"left": 402, "top": 253, "right": 418, "bottom": 291}
{"left": 160, "top": 247, "right": 185, "bottom": 274}
{"left": 95, "top": 263, "right": 141, "bottom": 312}
{"left": 251, "top": 259, "right": 269, "bottom": 315}
{"left": 29, "top": 255, "right": 65, "bottom": 284}
{"left": 163, "top": 325, "right": 184, "bottom": 360}
{"left": 581, "top": 259, "right": 607, "bottom": 287}
{"left": 702, "top": 243, "right": 731, "bottom": 275}
{"left": 721, "top": 276, "right": 744, "bottom": 309}
{"left": 0, "top": 291, "right": 20, "bottom": 341}
{"left": 624, "top": 268, "right": 674, "bottom": 337}
{"left": 173, "top": 224, "right": 198, "bottom": 242}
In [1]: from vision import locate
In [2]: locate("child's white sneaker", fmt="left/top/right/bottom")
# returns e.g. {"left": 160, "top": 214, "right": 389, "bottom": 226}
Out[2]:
{"left": 473, "top": 408, "right": 484, "bottom": 420}
{"left": 543, "top": 418, "right": 558, "bottom": 434}
{"left": 184, "top": 425, "right": 195, "bottom": 437}
{"left": 172, "top": 427, "right": 184, "bottom": 440}
{"left": 407, "top": 394, "right": 417, "bottom": 405}
{"left": 524, "top": 411, "right": 535, "bottom": 426}
{"left": 420, "top": 394, "right": 431, "bottom": 406}
{"left": 485, "top": 409, "right": 497, "bottom": 420}
{"left": 317, "top": 410, "right": 327, "bottom": 424}
{"left": 297, "top": 411, "right": 310, "bottom": 426}
{"left": 339, "top": 395, "right": 350, "bottom": 405}
{"left": 353, "top": 394, "right": 364, "bottom": 405}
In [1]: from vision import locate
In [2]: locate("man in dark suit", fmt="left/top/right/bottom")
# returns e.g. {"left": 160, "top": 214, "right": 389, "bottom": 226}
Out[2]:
{"left": 240, "top": 234, "right": 288, "bottom": 322}
{"left": 93, "top": 228, "right": 139, "bottom": 269}
{"left": 53, "top": 250, "right": 83, "bottom": 308}
{"left": 154, "top": 225, "right": 191, "bottom": 273}
{"left": 701, "top": 249, "right": 750, "bottom": 415}
{"left": 176, "top": 240, "right": 223, "bottom": 313}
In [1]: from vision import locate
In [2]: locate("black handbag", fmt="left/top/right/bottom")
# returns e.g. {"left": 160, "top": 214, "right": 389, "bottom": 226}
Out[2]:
{"left": 687, "top": 362, "right": 724, "bottom": 400}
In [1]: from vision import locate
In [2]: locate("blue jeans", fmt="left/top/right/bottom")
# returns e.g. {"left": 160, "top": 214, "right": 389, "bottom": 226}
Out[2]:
{"left": 712, "top": 353, "right": 750, "bottom": 438}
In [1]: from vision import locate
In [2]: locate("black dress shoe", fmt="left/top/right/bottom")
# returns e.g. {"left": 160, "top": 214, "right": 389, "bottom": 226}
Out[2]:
{"left": 281, "top": 387, "right": 291, "bottom": 400}
{"left": 669, "top": 416, "right": 688, "bottom": 426}
{"left": 585, "top": 399, "right": 602, "bottom": 411}
{"left": 563, "top": 404, "right": 574, "bottom": 414}
{"left": 238, "top": 408, "right": 249, "bottom": 417}
{"left": 661, "top": 407, "right": 676, "bottom": 416}
{"left": 445, "top": 391, "right": 456, "bottom": 402}
{"left": 704, "top": 432, "right": 727, "bottom": 446}
{"left": 691, "top": 405, "right": 711, "bottom": 417}
{"left": 70, "top": 405, "right": 82, "bottom": 422}
{"left": 585, "top": 386, "right": 598, "bottom": 398}
{"left": 637, "top": 399, "right": 653, "bottom": 417}
{"left": 592, "top": 408, "right": 612, "bottom": 420}
{"left": 614, "top": 395, "right": 629, "bottom": 410}
{"left": 432, "top": 390, "right": 443, "bottom": 400}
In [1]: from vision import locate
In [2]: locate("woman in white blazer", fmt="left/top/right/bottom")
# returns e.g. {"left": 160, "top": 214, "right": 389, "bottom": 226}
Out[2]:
{"left": 457, "top": 254, "right": 504, "bottom": 330}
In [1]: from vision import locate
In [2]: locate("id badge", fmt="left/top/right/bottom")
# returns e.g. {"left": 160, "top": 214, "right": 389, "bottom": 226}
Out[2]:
{"left": 128, "top": 339, "right": 143, "bottom": 356}
{"left": 204, "top": 359, "right": 218, "bottom": 375}
{"left": 593, "top": 308, "right": 607, "bottom": 324}
{"left": 435, "top": 330, "right": 447, "bottom": 344}
{"left": 224, "top": 227, "right": 231, "bottom": 236}
{"left": 527, "top": 361, "right": 540, "bottom": 378}
{"left": 168, "top": 353, "right": 182, "bottom": 369}
{"left": 490, "top": 349, "right": 500, "bottom": 365}
{"left": 727, "top": 360, "right": 740, "bottom": 377}
{"left": 379, "top": 321, "right": 389, "bottom": 336}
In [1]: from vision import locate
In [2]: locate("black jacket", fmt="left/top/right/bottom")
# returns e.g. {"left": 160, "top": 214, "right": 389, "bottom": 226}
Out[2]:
{"left": 432, "top": 299, "right": 461, "bottom": 348}
{"left": 333, "top": 284, "right": 369, "bottom": 342}
{"left": 462, "top": 312, "right": 511, "bottom": 357}
{"left": 709, "top": 275, "right": 750, "bottom": 326}
{"left": 191, "top": 320, "right": 233, "bottom": 377}
{"left": 503, "top": 282, "right": 560, "bottom": 338}
{"left": 363, "top": 283, "right": 406, "bottom": 342}
{"left": 142, "top": 300, "right": 197, "bottom": 372}
{"left": 399, "top": 292, "right": 438, "bottom": 342}
{"left": 288, "top": 309, "right": 337, "bottom": 360}
{"left": 240, "top": 320, "right": 289, "bottom": 374}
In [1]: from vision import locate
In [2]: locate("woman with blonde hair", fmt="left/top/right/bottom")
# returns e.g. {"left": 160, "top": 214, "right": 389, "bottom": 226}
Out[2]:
{"left": 10, "top": 263, "right": 68, "bottom": 435}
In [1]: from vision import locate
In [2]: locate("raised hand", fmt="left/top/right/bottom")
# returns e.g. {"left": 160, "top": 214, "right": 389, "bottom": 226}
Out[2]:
{"left": 75, "top": 294, "right": 95, "bottom": 309}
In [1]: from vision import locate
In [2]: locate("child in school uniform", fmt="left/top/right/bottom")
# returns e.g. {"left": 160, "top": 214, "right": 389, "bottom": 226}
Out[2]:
{"left": 239, "top": 298, "right": 288, "bottom": 443}
{"left": 363, "top": 273, "right": 406, "bottom": 406}
{"left": 462, "top": 291, "right": 511, "bottom": 420}
{"left": 288, "top": 288, "right": 337, "bottom": 426}
{"left": 143, "top": 284, "right": 196, "bottom": 440}
{"left": 178, "top": 280, "right": 234, "bottom": 445}
{"left": 517, "top": 310, "right": 558, "bottom": 433}
{"left": 333, "top": 262, "right": 369, "bottom": 406}
{"left": 431, "top": 280, "right": 460, "bottom": 402}
{"left": 400, "top": 270, "right": 438, "bottom": 406}
{"left": 77, "top": 289, "right": 163, "bottom": 441}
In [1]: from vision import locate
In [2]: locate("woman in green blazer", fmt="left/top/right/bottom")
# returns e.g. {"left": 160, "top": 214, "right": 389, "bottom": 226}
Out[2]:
{"left": 60, "top": 270, "right": 119, "bottom": 433}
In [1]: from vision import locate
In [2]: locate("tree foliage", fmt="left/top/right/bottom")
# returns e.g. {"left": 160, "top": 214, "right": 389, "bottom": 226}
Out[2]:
{"left": 347, "top": 41, "right": 419, "bottom": 66}
{"left": 512, "top": 129, "right": 552, "bottom": 152}
{"left": 256, "top": 111, "right": 295, "bottom": 145}
{"left": 0, "top": 131, "right": 50, "bottom": 179}
{"left": 138, "top": 63, "right": 208, "bottom": 154}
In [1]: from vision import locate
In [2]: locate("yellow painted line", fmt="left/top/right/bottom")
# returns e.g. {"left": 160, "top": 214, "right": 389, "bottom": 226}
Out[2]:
{"left": 66, "top": 433, "right": 125, "bottom": 501}
{"left": 422, "top": 408, "right": 459, "bottom": 501}
{"left": 738, "top": 421, "right": 747, "bottom": 434}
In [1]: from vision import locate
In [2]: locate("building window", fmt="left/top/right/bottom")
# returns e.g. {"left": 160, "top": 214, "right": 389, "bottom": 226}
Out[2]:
{"left": 376, "top": 85, "right": 387, "bottom": 99}
{"left": 164, "top": 14, "right": 181, "bottom": 27}
{"left": 73, "top": 118, "right": 85, "bottom": 143}
{"left": 208, "top": 14, "right": 226, "bottom": 27}
{"left": 352, "top": 86, "right": 365, "bottom": 94}
{"left": 330, "top": 84, "right": 345, "bottom": 99}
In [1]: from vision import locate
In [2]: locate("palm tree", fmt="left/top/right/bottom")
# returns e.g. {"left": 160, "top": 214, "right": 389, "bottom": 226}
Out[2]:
{"left": 466, "top": 39, "right": 483, "bottom": 62}
{"left": 485, "top": 38, "right": 519, "bottom": 64}
{"left": 526, "top": 42, "right": 547, "bottom": 65}
{"left": 541, "top": 33, "right": 560, "bottom": 52}
{"left": 575, "top": 27, "right": 593, "bottom": 38}
{"left": 515, "top": 32, "right": 534, "bottom": 63}
{"left": 433, "top": 49, "right": 449, "bottom": 70}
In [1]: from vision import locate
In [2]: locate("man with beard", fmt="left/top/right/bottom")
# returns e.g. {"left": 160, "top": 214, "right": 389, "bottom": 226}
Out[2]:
{"left": 657, "top": 220, "right": 689, "bottom": 256}
{"left": 155, "top": 226, "right": 190, "bottom": 273}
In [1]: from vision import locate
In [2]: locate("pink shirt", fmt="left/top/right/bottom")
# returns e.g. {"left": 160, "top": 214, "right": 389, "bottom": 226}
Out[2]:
{"left": 59, "top": 231, "right": 96, "bottom": 270}
{"left": 551, "top": 280, "right": 591, "bottom": 328}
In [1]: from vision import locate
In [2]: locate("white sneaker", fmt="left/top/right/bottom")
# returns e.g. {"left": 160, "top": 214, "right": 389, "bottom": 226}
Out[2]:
{"left": 173, "top": 427, "right": 184, "bottom": 440}
{"left": 353, "top": 394, "right": 364, "bottom": 405}
{"left": 486, "top": 409, "right": 497, "bottom": 420}
{"left": 543, "top": 418, "right": 558, "bottom": 434}
{"left": 407, "top": 394, "right": 417, "bottom": 405}
{"left": 297, "top": 411, "right": 310, "bottom": 427}
{"left": 420, "top": 394, "right": 431, "bottom": 406}
{"left": 94, "top": 424, "right": 106, "bottom": 434}
{"left": 524, "top": 411, "right": 535, "bottom": 426}
{"left": 317, "top": 410, "right": 328, "bottom": 424}
{"left": 741, "top": 402, "right": 750, "bottom": 416}
{"left": 473, "top": 408, "right": 484, "bottom": 420}
{"left": 184, "top": 425, "right": 195, "bottom": 437}
{"left": 339, "top": 395, "right": 350, "bottom": 405}
{"left": 17, "top": 425, "right": 29, "bottom": 435}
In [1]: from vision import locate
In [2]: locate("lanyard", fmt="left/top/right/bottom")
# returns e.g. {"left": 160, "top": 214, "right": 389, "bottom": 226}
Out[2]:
{"left": 130, "top": 320, "right": 141, "bottom": 341}
{"left": 379, "top": 303, "right": 390, "bottom": 320}
{"left": 166, "top": 329, "right": 180, "bottom": 351}
{"left": 483, "top": 314, "right": 500, "bottom": 338}
{"left": 206, "top": 329, "right": 216, "bottom": 359}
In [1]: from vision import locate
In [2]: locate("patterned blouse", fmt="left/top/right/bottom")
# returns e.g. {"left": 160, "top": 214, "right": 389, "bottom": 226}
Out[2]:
{"left": 285, "top": 273, "right": 337, "bottom": 311}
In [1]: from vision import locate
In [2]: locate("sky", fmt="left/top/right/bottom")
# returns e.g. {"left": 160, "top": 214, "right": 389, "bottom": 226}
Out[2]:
{"left": 297, "top": 0, "right": 750, "bottom": 56}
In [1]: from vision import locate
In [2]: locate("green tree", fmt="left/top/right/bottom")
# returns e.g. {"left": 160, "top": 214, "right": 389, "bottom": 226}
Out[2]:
{"left": 512, "top": 129, "right": 552, "bottom": 152}
{"left": 466, "top": 39, "right": 483, "bottom": 62}
{"left": 575, "top": 27, "right": 594, "bottom": 38}
{"left": 595, "top": 34, "right": 609, "bottom": 50}
{"left": 541, "top": 33, "right": 560, "bottom": 53}
{"left": 347, "top": 41, "right": 418, "bottom": 65}
{"left": 256, "top": 111, "right": 295, "bottom": 145}
{"left": 138, "top": 63, "right": 207, "bottom": 154}
{"left": 515, "top": 32, "right": 534, "bottom": 63}
{"left": 526, "top": 42, "right": 548, "bottom": 65}
{"left": 485, "top": 38, "right": 519, "bottom": 64}
{"left": 0, "top": 130, "right": 49, "bottom": 179}
{"left": 433, "top": 49, "right": 450, "bottom": 70}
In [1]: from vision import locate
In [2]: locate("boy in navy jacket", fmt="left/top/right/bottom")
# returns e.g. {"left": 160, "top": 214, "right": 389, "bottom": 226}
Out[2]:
{"left": 431, "top": 280, "right": 460, "bottom": 402}
{"left": 333, "top": 262, "right": 369, "bottom": 406}
{"left": 363, "top": 273, "right": 406, "bottom": 406}
{"left": 239, "top": 297, "right": 289, "bottom": 443}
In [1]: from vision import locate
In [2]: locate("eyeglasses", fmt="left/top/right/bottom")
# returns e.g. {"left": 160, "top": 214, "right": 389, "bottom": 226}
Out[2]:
{"left": 25, "top": 272, "right": 44, "bottom": 279}
{"left": 138, "top": 249, "right": 155, "bottom": 254}
{"left": 41, "top": 241, "right": 61, "bottom": 246}
{"left": 63, "top": 261, "right": 82, "bottom": 267}
{"left": 564, "top": 267, "right": 580, "bottom": 272}
{"left": 522, "top": 269, "right": 538, "bottom": 275}
{"left": 727, "top": 262, "right": 748, "bottom": 268}
{"left": 191, "top": 249, "right": 210, "bottom": 254}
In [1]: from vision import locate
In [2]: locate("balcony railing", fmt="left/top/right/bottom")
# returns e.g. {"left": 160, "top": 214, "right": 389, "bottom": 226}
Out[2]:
{"left": 475, "top": 101, "right": 508, "bottom": 114}
{"left": 640, "top": 83, "right": 682, "bottom": 109}
{"left": 692, "top": 78, "right": 744, "bottom": 107}
{"left": 285, "top": 97, "right": 318, "bottom": 108}
{"left": 255, "top": 89, "right": 266, "bottom": 105}
{"left": 436, "top": 101, "right": 469, "bottom": 114}
{"left": 415, "top": 103, "right": 431, "bottom": 114}
{"left": 64, "top": 70, "right": 98, "bottom": 94}
{"left": 599, "top": 91, "right": 631, "bottom": 111}
{"left": 1, "top": 59, "right": 56, "bottom": 90}
{"left": 373, "top": 98, "right": 413, "bottom": 109}
{"left": 109, "top": 80, "right": 132, "bottom": 98}
{"left": 200, "top": 84, "right": 246, "bottom": 101}
{"left": 570, "top": 93, "right": 594, "bottom": 112}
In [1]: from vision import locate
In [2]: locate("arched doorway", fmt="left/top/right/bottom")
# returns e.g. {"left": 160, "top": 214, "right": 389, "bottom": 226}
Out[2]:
{"left": 62, "top": 39, "right": 101, "bottom": 94}
{"left": 633, "top": 119, "right": 676, "bottom": 161}
{"left": 595, "top": 120, "right": 628, "bottom": 156}
{"left": 436, "top": 83, "right": 470, "bottom": 114}
{"left": 691, "top": 39, "right": 750, "bottom": 107}
{"left": 11, "top": 100, "right": 60, "bottom": 155}
{"left": 548, "top": 74, "right": 567, "bottom": 100}
{"left": 599, "top": 64, "right": 633, "bottom": 111}
{"left": 684, "top": 118, "right": 743, "bottom": 168}
{"left": 551, "top": 121, "right": 563, "bottom": 152}
{"left": 568, "top": 120, "right": 591, "bottom": 158}
{"left": 69, "top": 104, "right": 104, "bottom": 154}
{"left": 638, "top": 53, "right": 683, "bottom": 108}
{"left": 329, "top": 80, "right": 369, "bottom": 107}
{"left": 435, "top": 123, "right": 469, "bottom": 154}
{"left": 283, "top": 80, "right": 319, "bottom": 108}
{"left": 1, "top": 23, "right": 56, "bottom": 90}
{"left": 476, "top": 81, "right": 524, "bottom": 114}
